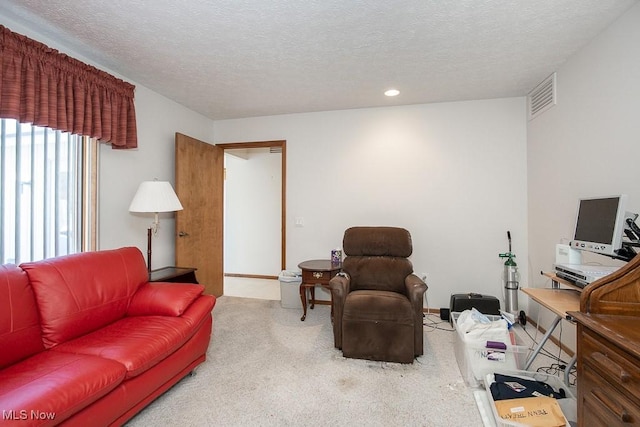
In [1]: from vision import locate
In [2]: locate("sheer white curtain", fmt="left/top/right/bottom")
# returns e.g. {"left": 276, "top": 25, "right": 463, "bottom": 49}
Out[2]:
{"left": 0, "top": 118, "right": 85, "bottom": 264}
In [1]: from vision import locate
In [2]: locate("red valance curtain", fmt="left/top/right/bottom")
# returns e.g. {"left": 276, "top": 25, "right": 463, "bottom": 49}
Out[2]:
{"left": 0, "top": 25, "right": 137, "bottom": 149}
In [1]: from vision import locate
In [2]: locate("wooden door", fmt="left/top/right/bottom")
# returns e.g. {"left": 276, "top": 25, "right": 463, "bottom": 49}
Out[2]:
{"left": 175, "top": 133, "right": 224, "bottom": 296}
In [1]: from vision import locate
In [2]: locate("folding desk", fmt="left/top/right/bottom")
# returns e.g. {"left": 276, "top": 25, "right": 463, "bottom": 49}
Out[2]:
{"left": 521, "top": 276, "right": 581, "bottom": 385}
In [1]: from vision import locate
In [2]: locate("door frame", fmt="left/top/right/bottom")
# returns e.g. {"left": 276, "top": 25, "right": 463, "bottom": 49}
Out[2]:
{"left": 216, "top": 140, "right": 286, "bottom": 272}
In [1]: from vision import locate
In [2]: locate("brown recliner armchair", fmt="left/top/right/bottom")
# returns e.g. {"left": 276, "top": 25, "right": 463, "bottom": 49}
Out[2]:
{"left": 329, "top": 226, "right": 428, "bottom": 363}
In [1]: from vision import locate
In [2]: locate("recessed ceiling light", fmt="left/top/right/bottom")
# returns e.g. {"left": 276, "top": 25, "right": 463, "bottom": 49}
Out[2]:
{"left": 384, "top": 89, "right": 400, "bottom": 97}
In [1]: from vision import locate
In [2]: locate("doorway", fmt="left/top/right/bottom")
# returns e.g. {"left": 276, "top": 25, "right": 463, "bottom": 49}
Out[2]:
{"left": 216, "top": 140, "right": 286, "bottom": 280}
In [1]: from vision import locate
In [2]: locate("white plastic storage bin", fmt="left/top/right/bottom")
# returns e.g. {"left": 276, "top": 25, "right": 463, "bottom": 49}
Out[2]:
{"left": 484, "top": 370, "right": 577, "bottom": 427}
{"left": 452, "top": 312, "right": 528, "bottom": 388}
{"left": 278, "top": 270, "right": 301, "bottom": 309}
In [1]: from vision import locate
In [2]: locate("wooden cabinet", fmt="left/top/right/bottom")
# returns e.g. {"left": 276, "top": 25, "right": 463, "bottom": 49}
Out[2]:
{"left": 572, "top": 313, "right": 640, "bottom": 426}
{"left": 567, "top": 254, "right": 640, "bottom": 426}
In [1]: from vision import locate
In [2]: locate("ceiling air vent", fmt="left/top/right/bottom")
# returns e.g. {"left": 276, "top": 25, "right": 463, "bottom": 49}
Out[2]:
{"left": 528, "top": 73, "right": 556, "bottom": 120}
{"left": 269, "top": 146, "right": 282, "bottom": 154}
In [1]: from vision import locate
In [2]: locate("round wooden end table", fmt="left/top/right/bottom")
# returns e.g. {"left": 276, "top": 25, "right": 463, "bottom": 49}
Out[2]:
{"left": 298, "top": 259, "right": 342, "bottom": 321}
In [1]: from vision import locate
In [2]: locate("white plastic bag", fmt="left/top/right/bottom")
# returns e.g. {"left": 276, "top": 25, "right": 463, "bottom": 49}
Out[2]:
{"left": 456, "top": 308, "right": 510, "bottom": 343}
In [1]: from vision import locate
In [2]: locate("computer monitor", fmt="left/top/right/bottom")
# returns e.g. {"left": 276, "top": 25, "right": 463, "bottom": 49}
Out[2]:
{"left": 570, "top": 195, "right": 628, "bottom": 258}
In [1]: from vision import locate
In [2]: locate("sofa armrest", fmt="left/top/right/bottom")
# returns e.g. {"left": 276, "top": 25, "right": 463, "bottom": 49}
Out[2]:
{"left": 405, "top": 274, "right": 428, "bottom": 356}
{"left": 329, "top": 273, "right": 350, "bottom": 300}
{"left": 127, "top": 283, "right": 204, "bottom": 317}
{"left": 329, "top": 273, "right": 350, "bottom": 349}
{"left": 405, "top": 274, "right": 427, "bottom": 305}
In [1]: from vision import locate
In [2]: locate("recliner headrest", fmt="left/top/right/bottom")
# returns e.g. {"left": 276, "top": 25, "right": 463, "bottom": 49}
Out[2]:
{"left": 343, "top": 226, "right": 412, "bottom": 257}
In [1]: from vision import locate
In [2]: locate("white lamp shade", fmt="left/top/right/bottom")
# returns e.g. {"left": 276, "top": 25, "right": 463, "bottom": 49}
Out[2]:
{"left": 129, "top": 181, "right": 183, "bottom": 213}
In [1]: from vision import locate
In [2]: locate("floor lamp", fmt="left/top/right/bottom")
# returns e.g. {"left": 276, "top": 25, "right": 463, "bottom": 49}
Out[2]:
{"left": 129, "top": 180, "right": 183, "bottom": 273}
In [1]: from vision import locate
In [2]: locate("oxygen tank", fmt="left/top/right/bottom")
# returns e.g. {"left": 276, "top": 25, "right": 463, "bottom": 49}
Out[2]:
{"left": 499, "top": 231, "right": 519, "bottom": 314}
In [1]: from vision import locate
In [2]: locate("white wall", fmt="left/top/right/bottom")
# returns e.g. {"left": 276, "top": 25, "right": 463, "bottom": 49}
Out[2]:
{"left": 1, "top": 18, "right": 216, "bottom": 269}
{"left": 527, "top": 4, "right": 640, "bottom": 348}
{"left": 214, "top": 99, "right": 528, "bottom": 309}
{"left": 224, "top": 150, "right": 282, "bottom": 275}
{"left": 99, "top": 87, "right": 215, "bottom": 268}
{"left": 3, "top": 16, "right": 529, "bottom": 305}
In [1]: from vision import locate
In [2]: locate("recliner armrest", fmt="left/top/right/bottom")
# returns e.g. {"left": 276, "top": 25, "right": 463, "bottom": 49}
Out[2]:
{"left": 405, "top": 274, "right": 427, "bottom": 304}
{"left": 127, "top": 283, "right": 204, "bottom": 317}
{"left": 328, "top": 273, "right": 350, "bottom": 349}
{"left": 329, "top": 274, "right": 350, "bottom": 300}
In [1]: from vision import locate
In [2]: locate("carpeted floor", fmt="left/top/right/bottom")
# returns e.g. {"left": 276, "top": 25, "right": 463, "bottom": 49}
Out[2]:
{"left": 125, "top": 296, "right": 484, "bottom": 426}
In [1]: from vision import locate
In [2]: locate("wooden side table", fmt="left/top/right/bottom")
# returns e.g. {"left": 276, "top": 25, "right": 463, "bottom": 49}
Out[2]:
{"left": 149, "top": 266, "right": 198, "bottom": 284}
{"left": 298, "top": 259, "right": 341, "bottom": 321}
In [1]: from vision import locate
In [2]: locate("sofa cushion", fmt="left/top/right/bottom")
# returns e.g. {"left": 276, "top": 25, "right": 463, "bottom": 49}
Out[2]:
{"left": 343, "top": 290, "right": 414, "bottom": 324}
{"left": 52, "top": 315, "right": 203, "bottom": 379}
{"left": 0, "top": 351, "right": 127, "bottom": 427}
{"left": 343, "top": 257, "right": 414, "bottom": 294}
{"left": 20, "top": 247, "right": 149, "bottom": 348}
{"left": 127, "top": 283, "right": 204, "bottom": 317}
{"left": 0, "top": 264, "right": 44, "bottom": 369}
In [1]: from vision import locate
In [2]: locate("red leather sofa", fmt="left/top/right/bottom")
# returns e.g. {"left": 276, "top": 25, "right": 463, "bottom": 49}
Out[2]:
{"left": 0, "top": 247, "right": 216, "bottom": 426}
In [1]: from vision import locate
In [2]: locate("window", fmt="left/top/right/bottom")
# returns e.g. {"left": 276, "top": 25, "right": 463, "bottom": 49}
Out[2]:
{"left": 0, "top": 118, "right": 97, "bottom": 265}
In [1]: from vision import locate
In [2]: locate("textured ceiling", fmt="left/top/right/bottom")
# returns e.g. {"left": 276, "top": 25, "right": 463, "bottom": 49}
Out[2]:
{"left": 0, "top": 0, "right": 637, "bottom": 120}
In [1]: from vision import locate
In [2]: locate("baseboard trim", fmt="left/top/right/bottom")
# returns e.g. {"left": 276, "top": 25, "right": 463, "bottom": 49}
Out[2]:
{"left": 224, "top": 273, "right": 278, "bottom": 280}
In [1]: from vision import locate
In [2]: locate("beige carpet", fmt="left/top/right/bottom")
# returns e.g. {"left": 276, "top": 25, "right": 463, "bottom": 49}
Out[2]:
{"left": 125, "top": 296, "right": 483, "bottom": 426}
